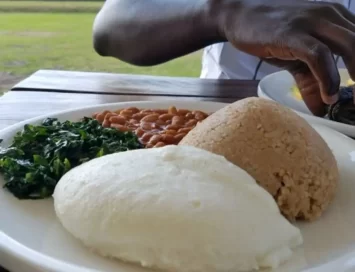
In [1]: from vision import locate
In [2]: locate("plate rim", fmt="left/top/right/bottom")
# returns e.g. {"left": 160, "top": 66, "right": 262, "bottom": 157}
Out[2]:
{"left": 0, "top": 100, "right": 229, "bottom": 272}
{"left": 257, "top": 85, "right": 355, "bottom": 128}
{"left": 257, "top": 69, "right": 355, "bottom": 137}
{"left": 0, "top": 99, "right": 354, "bottom": 272}
{"left": 0, "top": 100, "right": 228, "bottom": 137}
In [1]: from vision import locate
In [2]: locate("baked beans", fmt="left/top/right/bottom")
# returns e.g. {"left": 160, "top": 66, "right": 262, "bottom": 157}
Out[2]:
{"left": 92, "top": 106, "right": 209, "bottom": 148}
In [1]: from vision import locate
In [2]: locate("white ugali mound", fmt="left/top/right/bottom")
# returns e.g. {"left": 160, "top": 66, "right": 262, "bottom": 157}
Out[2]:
{"left": 53, "top": 145, "right": 303, "bottom": 272}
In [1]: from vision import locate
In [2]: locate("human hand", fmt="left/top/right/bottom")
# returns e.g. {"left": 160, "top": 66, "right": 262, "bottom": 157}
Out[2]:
{"left": 219, "top": 0, "right": 355, "bottom": 116}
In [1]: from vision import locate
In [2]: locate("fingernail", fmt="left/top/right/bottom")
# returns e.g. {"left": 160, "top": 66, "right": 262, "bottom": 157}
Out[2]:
{"left": 328, "top": 94, "right": 339, "bottom": 104}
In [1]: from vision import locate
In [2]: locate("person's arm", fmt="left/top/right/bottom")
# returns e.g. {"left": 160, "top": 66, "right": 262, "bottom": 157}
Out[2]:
{"left": 93, "top": 0, "right": 228, "bottom": 66}
{"left": 93, "top": 0, "right": 355, "bottom": 117}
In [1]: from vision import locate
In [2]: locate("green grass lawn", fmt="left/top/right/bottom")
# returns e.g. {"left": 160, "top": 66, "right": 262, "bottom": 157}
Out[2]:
{"left": 1, "top": 12, "right": 202, "bottom": 77}
{"left": 0, "top": 2, "right": 202, "bottom": 94}
{"left": 0, "top": 1, "right": 102, "bottom": 12}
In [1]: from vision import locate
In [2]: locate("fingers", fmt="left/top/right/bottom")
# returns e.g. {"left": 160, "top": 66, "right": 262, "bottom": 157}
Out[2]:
{"left": 287, "top": 35, "right": 340, "bottom": 105}
{"left": 309, "top": 21, "right": 355, "bottom": 81}
{"left": 331, "top": 3, "right": 355, "bottom": 28}
{"left": 306, "top": 2, "right": 355, "bottom": 80}
{"left": 306, "top": 1, "right": 355, "bottom": 80}
{"left": 310, "top": 1, "right": 355, "bottom": 29}
{"left": 292, "top": 68, "right": 328, "bottom": 117}
{"left": 265, "top": 58, "right": 327, "bottom": 116}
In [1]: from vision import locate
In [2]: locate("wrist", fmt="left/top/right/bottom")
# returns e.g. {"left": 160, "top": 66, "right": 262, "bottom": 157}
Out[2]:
{"left": 198, "top": 0, "right": 232, "bottom": 43}
{"left": 205, "top": 0, "right": 245, "bottom": 40}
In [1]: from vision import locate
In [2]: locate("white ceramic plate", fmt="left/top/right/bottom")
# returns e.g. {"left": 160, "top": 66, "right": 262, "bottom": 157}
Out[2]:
{"left": 1, "top": 100, "right": 355, "bottom": 272}
{"left": 257, "top": 69, "right": 355, "bottom": 137}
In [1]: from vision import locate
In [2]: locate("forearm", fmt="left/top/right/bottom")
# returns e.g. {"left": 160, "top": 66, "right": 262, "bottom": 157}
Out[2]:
{"left": 92, "top": 0, "right": 234, "bottom": 66}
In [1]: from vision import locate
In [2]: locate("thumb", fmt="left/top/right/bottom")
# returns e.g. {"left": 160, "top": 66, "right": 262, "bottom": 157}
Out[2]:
{"left": 264, "top": 58, "right": 328, "bottom": 117}
{"left": 291, "top": 70, "right": 327, "bottom": 117}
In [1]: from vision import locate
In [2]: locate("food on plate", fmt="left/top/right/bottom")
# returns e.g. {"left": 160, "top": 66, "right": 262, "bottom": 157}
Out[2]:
{"left": 0, "top": 117, "right": 143, "bottom": 199}
{"left": 292, "top": 82, "right": 355, "bottom": 125}
{"left": 347, "top": 78, "right": 355, "bottom": 86}
{"left": 291, "top": 85, "right": 302, "bottom": 101}
{"left": 179, "top": 98, "right": 339, "bottom": 221}
{"left": 53, "top": 145, "right": 303, "bottom": 272}
{"left": 327, "top": 86, "right": 355, "bottom": 125}
{"left": 93, "top": 106, "right": 209, "bottom": 147}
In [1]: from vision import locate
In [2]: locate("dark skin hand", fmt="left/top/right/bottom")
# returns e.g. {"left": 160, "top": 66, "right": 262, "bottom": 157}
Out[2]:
{"left": 93, "top": 0, "right": 355, "bottom": 116}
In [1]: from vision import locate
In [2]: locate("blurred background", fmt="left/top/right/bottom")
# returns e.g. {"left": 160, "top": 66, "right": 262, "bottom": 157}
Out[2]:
{"left": 0, "top": 0, "right": 202, "bottom": 93}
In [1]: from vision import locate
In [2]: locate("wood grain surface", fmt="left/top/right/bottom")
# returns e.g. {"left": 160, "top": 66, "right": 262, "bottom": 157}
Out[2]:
{"left": 12, "top": 70, "right": 259, "bottom": 98}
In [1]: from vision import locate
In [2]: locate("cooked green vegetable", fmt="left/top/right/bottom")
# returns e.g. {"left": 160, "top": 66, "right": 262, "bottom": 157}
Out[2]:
{"left": 0, "top": 117, "right": 143, "bottom": 199}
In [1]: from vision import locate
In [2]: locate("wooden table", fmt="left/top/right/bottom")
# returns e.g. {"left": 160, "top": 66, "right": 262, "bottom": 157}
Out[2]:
{"left": 0, "top": 69, "right": 259, "bottom": 272}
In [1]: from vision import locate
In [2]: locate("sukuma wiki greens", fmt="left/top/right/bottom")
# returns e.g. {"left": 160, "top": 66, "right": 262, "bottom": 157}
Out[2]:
{"left": 0, "top": 117, "right": 143, "bottom": 199}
